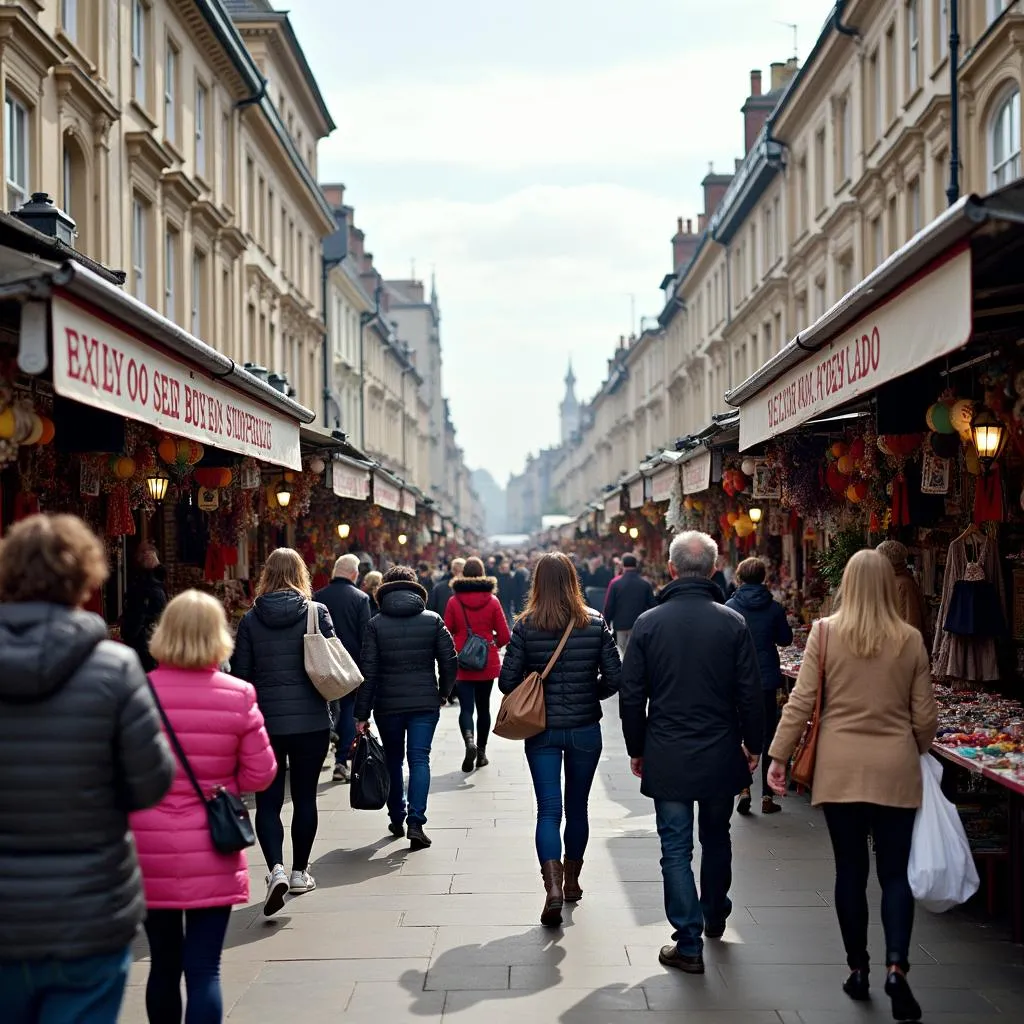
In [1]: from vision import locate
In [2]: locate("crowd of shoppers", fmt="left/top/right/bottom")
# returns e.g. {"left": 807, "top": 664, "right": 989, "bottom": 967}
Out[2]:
{"left": 0, "top": 512, "right": 951, "bottom": 1024}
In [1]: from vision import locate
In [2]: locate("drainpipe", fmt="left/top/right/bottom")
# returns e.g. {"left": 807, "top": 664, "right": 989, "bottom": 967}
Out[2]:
{"left": 234, "top": 77, "right": 267, "bottom": 111}
{"left": 321, "top": 256, "right": 343, "bottom": 427}
{"left": 358, "top": 282, "right": 383, "bottom": 452}
{"left": 946, "top": 0, "right": 961, "bottom": 206}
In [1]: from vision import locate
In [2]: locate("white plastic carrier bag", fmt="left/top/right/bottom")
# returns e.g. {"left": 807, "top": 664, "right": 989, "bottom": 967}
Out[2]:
{"left": 907, "top": 753, "right": 980, "bottom": 913}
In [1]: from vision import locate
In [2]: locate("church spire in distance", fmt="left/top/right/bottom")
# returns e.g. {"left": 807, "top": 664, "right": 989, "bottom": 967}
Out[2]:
{"left": 560, "top": 357, "right": 580, "bottom": 445}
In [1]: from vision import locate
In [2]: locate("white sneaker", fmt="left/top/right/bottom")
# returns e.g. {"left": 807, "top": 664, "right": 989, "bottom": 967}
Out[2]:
{"left": 263, "top": 865, "right": 288, "bottom": 917}
{"left": 289, "top": 869, "right": 316, "bottom": 894}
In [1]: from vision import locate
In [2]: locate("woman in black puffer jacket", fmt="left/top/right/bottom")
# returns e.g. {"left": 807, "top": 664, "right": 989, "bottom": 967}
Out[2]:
{"left": 232, "top": 548, "right": 336, "bottom": 914}
{"left": 498, "top": 552, "right": 621, "bottom": 927}
{"left": 356, "top": 566, "right": 458, "bottom": 850}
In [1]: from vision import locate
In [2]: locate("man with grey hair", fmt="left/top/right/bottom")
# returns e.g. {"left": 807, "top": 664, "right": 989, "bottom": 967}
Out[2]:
{"left": 427, "top": 557, "right": 466, "bottom": 618}
{"left": 620, "top": 530, "right": 763, "bottom": 975}
{"left": 315, "top": 553, "right": 372, "bottom": 781}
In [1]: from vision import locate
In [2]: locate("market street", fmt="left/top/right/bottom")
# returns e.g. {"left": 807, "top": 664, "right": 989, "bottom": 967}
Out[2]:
{"left": 119, "top": 701, "right": 1024, "bottom": 1024}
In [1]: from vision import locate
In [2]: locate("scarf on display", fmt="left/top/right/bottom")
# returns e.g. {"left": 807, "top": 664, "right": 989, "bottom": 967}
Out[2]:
{"left": 973, "top": 464, "right": 1004, "bottom": 525}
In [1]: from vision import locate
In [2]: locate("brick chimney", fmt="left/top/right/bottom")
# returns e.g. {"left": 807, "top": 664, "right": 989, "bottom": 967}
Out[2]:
{"left": 741, "top": 68, "right": 777, "bottom": 154}
{"left": 702, "top": 166, "right": 733, "bottom": 219}
{"left": 770, "top": 57, "right": 800, "bottom": 92}
{"left": 672, "top": 216, "right": 699, "bottom": 272}
{"left": 321, "top": 182, "right": 345, "bottom": 209}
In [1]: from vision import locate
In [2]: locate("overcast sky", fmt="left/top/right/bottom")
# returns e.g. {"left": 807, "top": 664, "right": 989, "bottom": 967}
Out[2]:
{"left": 288, "top": 0, "right": 833, "bottom": 486}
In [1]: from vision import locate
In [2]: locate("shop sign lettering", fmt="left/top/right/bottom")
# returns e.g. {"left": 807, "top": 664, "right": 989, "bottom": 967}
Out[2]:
{"left": 332, "top": 461, "right": 370, "bottom": 501}
{"left": 651, "top": 465, "right": 677, "bottom": 503}
{"left": 51, "top": 295, "right": 302, "bottom": 469}
{"left": 682, "top": 451, "right": 711, "bottom": 495}
{"left": 738, "top": 247, "right": 973, "bottom": 450}
{"left": 373, "top": 476, "right": 401, "bottom": 511}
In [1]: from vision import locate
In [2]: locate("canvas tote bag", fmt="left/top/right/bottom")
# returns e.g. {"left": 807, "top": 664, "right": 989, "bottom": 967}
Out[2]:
{"left": 303, "top": 601, "right": 364, "bottom": 701}
{"left": 493, "top": 620, "right": 574, "bottom": 740}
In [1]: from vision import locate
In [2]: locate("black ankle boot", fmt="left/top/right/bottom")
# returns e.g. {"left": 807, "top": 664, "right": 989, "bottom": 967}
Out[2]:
{"left": 476, "top": 746, "right": 489, "bottom": 768}
{"left": 885, "top": 970, "right": 921, "bottom": 1022}
{"left": 843, "top": 968, "right": 870, "bottom": 1001}
{"left": 461, "top": 731, "right": 477, "bottom": 773}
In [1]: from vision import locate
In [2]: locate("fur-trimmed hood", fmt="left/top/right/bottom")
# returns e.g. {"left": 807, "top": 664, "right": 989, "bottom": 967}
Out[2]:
{"left": 451, "top": 576, "right": 497, "bottom": 595}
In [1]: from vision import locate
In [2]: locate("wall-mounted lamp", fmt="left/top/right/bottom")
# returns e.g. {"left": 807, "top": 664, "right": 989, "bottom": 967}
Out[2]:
{"left": 397, "top": 533, "right": 408, "bottom": 546}
{"left": 618, "top": 524, "right": 628, "bottom": 534}
{"left": 748, "top": 506, "right": 763, "bottom": 524}
{"left": 337, "top": 523, "right": 351, "bottom": 540}
{"left": 275, "top": 480, "right": 293, "bottom": 507}
{"left": 628, "top": 526, "right": 640, "bottom": 540}
{"left": 970, "top": 406, "right": 1007, "bottom": 473}
{"left": 146, "top": 470, "right": 170, "bottom": 502}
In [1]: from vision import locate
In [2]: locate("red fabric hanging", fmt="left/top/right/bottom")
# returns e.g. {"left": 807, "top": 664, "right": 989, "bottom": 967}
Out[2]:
{"left": 973, "top": 464, "right": 1004, "bottom": 524}
{"left": 890, "top": 473, "right": 911, "bottom": 527}
{"left": 204, "top": 543, "right": 227, "bottom": 582}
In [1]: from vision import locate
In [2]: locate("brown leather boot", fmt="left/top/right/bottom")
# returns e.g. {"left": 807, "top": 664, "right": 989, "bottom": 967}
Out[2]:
{"left": 563, "top": 858, "right": 583, "bottom": 901}
{"left": 540, "top": 860, "right": 564, "bottom": 927}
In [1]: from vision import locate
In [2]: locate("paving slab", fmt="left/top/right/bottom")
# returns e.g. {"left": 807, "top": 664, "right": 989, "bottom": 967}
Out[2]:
{"left": 119, "top": 697, "right": 1023, "bottom": 1022}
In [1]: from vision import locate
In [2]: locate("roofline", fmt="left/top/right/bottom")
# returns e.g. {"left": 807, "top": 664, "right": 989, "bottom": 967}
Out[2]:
{"left": 193, "top": 0, "right": 335, "bottom": 225}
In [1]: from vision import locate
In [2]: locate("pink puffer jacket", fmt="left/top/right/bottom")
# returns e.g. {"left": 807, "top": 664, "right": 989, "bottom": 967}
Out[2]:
{"left": 130, "top": 666, "right": 277, "bottom": 909}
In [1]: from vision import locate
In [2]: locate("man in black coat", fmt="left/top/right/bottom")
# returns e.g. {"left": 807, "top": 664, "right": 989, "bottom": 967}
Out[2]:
{"left": 620, "top": 530, "right": 763, "bottom": 976}
{"left": 315, "top": 554, "right": 372, "bottom": 782}
{"left": 426, "top": 557, "right": 466, "bottom": 617}
{"left": 603, "top": 553, "right": 656, "bottom": 657}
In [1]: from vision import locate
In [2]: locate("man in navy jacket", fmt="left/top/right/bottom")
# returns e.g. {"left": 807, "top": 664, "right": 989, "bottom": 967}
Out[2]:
{"left": 603, "top": 554, "right": 655, "bottom": 656}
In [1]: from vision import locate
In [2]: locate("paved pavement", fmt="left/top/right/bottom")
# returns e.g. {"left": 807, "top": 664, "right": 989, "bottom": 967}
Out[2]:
{"left": 120, "top": 700, "right": 1024, "bottom": 1023}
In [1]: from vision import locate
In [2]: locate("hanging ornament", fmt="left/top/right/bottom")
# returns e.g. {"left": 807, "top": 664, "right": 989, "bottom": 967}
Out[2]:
{"left": 740, "top": 457, "right": 756, "bottom": 476}
{"left": 37, "top": 415, "right": 55, "bottom": 445}
{"left": 949, "top": 399, "right": 974, "bottom": 439}
{"left": 925, "top": 400, "right": 955, "bottom": 434}
{"left": 158, "top": 436, "right": 179, "bottom": 464}
{"left": 309, "top": 456, "right": 326, "bottom": 475}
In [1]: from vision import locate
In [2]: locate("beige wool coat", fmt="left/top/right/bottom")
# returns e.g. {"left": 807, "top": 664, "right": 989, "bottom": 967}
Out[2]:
{"left": 769, "top": 617, "right": 938, "bottom": 808}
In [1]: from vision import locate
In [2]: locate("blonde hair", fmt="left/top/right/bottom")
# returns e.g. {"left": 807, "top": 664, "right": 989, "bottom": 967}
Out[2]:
{"left": 832, "top": 549, "right": 911, "bottom": 659}
{"left": 450, "top": 558, "right": 467, "bottom": 577}
{"left": 149, "top": 590, "right": 233, "bottom": 669}
{"left": 363, "top": 570, "right": 383, "bottom": 596}
{"left": 257, "top": 548, "right": 312, "bottom": 599}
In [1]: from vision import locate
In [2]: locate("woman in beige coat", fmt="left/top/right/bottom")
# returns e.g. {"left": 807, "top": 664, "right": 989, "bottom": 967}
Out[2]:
{"left": 767, "top": 549, "right": 937, "bottom": 1023}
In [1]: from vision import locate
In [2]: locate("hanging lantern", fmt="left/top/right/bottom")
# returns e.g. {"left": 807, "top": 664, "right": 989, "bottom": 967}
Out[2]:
{"left": 158, "top": 437, "right": 179, "bottom": 464}
{"left": 22, "top": 413, "right": 44, "bottom": 445}
{"left": 748, "top": 506, "right": 763, "bottom": 523}
{"left": 618, "top": 523, "right": 628, "bottom": 534}
{"left": 337, "top": 523, "right": 351, "bottom": 540}
{"left": 146, "top": 470, "right": 170, "bottom": 501}
{"left": 309, "top": 456, "right": 326, "bottom": 474}
{"left": 113, "top": 456, "right": 136, "bottom": 480}
{"left": 37, "top": 415, "right": 55, "bottom": 445}
{"left": 628, "top": 526, "right": 639, "bottom": 539}
{"left": 970, "top": 406, "right": 1007, "bottom": 473}
{"left": 740, "top": 457, "right": 756, "bottom": 476}
{"left": 925, "top": 400, "right": 955, "bottom": 434}
{"left": 275, "top": 478, "right": 293, "bottom": 507}
{"left": 397, "top": 533, "right": 408, "bottom": 546}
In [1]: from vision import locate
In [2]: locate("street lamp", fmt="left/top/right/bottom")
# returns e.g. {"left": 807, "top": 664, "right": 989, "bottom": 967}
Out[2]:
{"left": 337, "top": 523, "right": 350, "bottom": 540}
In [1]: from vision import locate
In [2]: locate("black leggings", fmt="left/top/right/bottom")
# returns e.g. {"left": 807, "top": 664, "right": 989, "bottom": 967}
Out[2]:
{"left": 762, "top": 689, "right": 780, "bottom": 794}
{"left": 255, "top": 729, "right": 329, "bottom": 872}
{"left": 144, "top": 906, "right": 231, "bottom": 1024}
{"left": 457, "top": 680, "right": 493, "bottom": 745}
{"left": 822, "top": 802, "right": 917, "bottom": 972}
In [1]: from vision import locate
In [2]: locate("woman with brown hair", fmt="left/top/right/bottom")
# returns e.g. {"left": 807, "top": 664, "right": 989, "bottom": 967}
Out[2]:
{"left": 232, "top": 548, "right": 337, "bottom": 915}
{"left": 498, "top": 552, "right": 622, "bottom": 926}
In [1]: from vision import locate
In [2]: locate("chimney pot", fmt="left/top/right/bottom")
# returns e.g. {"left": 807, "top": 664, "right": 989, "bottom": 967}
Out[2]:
{"left": 750, "top": 69, "right": 762, "bottom": 96}
{"left": 686, "top": 218, "right": 693, "bottom": 233}
{"left": 677, "top": 216, "right": 683, "bottom": 232}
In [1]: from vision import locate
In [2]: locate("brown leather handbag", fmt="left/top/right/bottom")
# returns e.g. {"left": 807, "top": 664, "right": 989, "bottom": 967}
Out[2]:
{"left": 493, "top": 620, "right": 575, "bottom": 740}
{"left": 790, "top": 620, "right": 829, "bottom": 788}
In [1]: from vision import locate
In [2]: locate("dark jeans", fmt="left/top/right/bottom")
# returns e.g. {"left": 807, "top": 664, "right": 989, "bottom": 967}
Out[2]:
{"left": 823, "top": 802, "right": 917, "bottom": 972}
{"left": 334, "top": 691, "right": 358, "bottom": 765}
{"left": 524, "top": 722, "right": 603, "bottom": 864}
{"left": 144, "top": 906, "right": 232, "bottom": 1024}
{"left": 457, "top": 680, "right": 494, "bottom": 744}
{"left": 1, "top": 945, "right": 130, "bottom": 1023}
{"left": 762, "top": 688, "right": 780, "bottom": 795}
{"left": 654, "top": 796, "right": 734, "bottom": 957}
{"left": 255, "top": 728, "right": 330, "bottom": 872}
{"left": 378, "top": 709, "right": 440, "bottom": 827}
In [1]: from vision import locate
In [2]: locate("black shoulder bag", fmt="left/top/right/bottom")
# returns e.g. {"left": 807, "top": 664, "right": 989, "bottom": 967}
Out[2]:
{"left": 456, "top": 599, "right": 491, "bottom": 672}
{"left": 148, "top": 684, "right": 256, "bottom": 854}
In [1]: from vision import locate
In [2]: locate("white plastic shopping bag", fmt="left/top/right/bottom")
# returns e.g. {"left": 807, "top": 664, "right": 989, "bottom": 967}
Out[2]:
{"left": 907, "top": 754, "right": 980, "bottom": 913}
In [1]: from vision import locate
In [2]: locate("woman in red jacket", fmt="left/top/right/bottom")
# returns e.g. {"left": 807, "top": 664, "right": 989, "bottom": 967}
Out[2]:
{"left": 445, "top": 557, "right": 511, "bottom": 771}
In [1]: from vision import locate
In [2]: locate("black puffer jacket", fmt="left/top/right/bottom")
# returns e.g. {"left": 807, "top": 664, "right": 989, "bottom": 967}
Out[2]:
{"left": 0, "top": 603, "right": 174, "bottom": 961}
{"left": 232, "top": 590, "right": 336, "bottom": 735}
{"left": 355, "top": 580, "right": 458, "bottom": 720}
{"left": 498, "top": 610, "right": 622, "bottom": 729}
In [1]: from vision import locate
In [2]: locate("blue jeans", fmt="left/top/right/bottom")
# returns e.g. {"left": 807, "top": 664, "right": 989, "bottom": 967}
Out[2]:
{"left": 334, "top": 690, "right": 358, "bottom": 765}
{"left": 0, "top": 945, "right": 131, "bottom": 1023}
{"left": 144, "top": 905, "right": 232, "bottom": 1024}
{"left": 654, "top": 797, "right": 735, "bottom": 957}
{"left": 524, "top": 722, "right": 603, "bottom": 863}
{"left": 377, "top": 709, "right": 440, "bottom": 827}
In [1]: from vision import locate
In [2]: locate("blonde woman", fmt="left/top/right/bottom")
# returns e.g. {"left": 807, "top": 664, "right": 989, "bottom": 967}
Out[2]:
{"left": 131, "top": 591, "right": 276, "bottom": 1023}
{"left": 232, "top": 548, "right": 337, "bottom": 914}
{"left": 363, "top": 570, "right": 383, "bottom": 615}
{"left": 768, "top": 550, "right": 938, "bottom": 1022}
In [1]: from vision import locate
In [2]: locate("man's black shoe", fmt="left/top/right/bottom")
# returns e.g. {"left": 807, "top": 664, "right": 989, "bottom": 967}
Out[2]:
{"left": 408, "top": 824, "right": 432, "bottom": 850}
{"left": 704, "top": 920, "right": 727, "bottom": 939}
{"left": 659, "top": 945, "right": 705, "bottom": 974}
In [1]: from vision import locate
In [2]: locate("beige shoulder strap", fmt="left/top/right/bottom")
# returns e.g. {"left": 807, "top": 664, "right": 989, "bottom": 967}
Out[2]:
{"left": 306, "top": 601, "right": 320, "bottom": 636}
{"left": 540, "top": 620, "right": 575, "bottom": 680}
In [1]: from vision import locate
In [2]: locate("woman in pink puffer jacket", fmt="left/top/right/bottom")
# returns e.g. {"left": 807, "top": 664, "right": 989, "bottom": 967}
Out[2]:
{"left": 130, "top": 590, "right": 277, "bottom": 1024}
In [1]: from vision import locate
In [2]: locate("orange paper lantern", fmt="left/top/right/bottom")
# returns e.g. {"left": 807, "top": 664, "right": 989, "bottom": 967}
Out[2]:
{"left": 158, "top": 437, "right": 179, "bottom": 464}
{"left": 37, "top": 415, "right": 55, "bottom": 445}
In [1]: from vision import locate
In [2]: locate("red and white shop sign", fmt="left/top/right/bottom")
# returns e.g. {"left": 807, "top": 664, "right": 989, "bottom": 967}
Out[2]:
{"left": 332, "top": 460, "right": 370, "bottom": 501}
{"left": 603, "top": 492, "right": 622, "bottom": 520}
{"left": 373, "top": 474, "right": 401, "bottom": 511}
{"left": 682, "top": 450, "right": 711, "bottom": 495}
{"left": 51, "top": 295, "right": 302, "bottom": 469}
{"left": 738, "top": 248, "right": 973, "bottom": 450}
{"left": 401, "top": 490, "right": 416, "bottom": 517}
{"left": 651, "top": 464, "right": 678, "bottom": 503}
{"left": 628, "top": 479, "right": 644, "bottom": 508}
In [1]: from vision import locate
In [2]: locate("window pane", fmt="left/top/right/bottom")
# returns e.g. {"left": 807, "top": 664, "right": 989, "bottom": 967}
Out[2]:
{"left": 165, "top": 231, "right": 176, "bottom": 320}
{"left": 62, "top": 0, "right": 78, "bottom": 41}
{"left": 132, "top": 201, "right": 146, "bottom": 300}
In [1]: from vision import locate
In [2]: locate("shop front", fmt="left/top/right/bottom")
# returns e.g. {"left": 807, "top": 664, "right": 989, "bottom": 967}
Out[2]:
{"left": 726, "top": 183, "right": 1024, "bottom": 942}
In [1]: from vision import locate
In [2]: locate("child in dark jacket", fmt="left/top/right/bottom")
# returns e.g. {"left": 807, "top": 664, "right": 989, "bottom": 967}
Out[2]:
{"left": 726, "top": 557, "right": 793, "bottom": 815}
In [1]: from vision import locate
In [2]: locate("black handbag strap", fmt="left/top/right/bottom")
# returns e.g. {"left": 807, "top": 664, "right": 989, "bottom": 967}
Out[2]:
{"left": 146, "top": 680, "right": 209, "bottom": 806}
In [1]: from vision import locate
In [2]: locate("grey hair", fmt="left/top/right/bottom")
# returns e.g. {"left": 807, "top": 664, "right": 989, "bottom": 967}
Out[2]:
{"left": 333, "top": 553, "right": 360, "bottom": 580}
{"left": 669, "top": 531, "right": 719, "bottom": 579}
